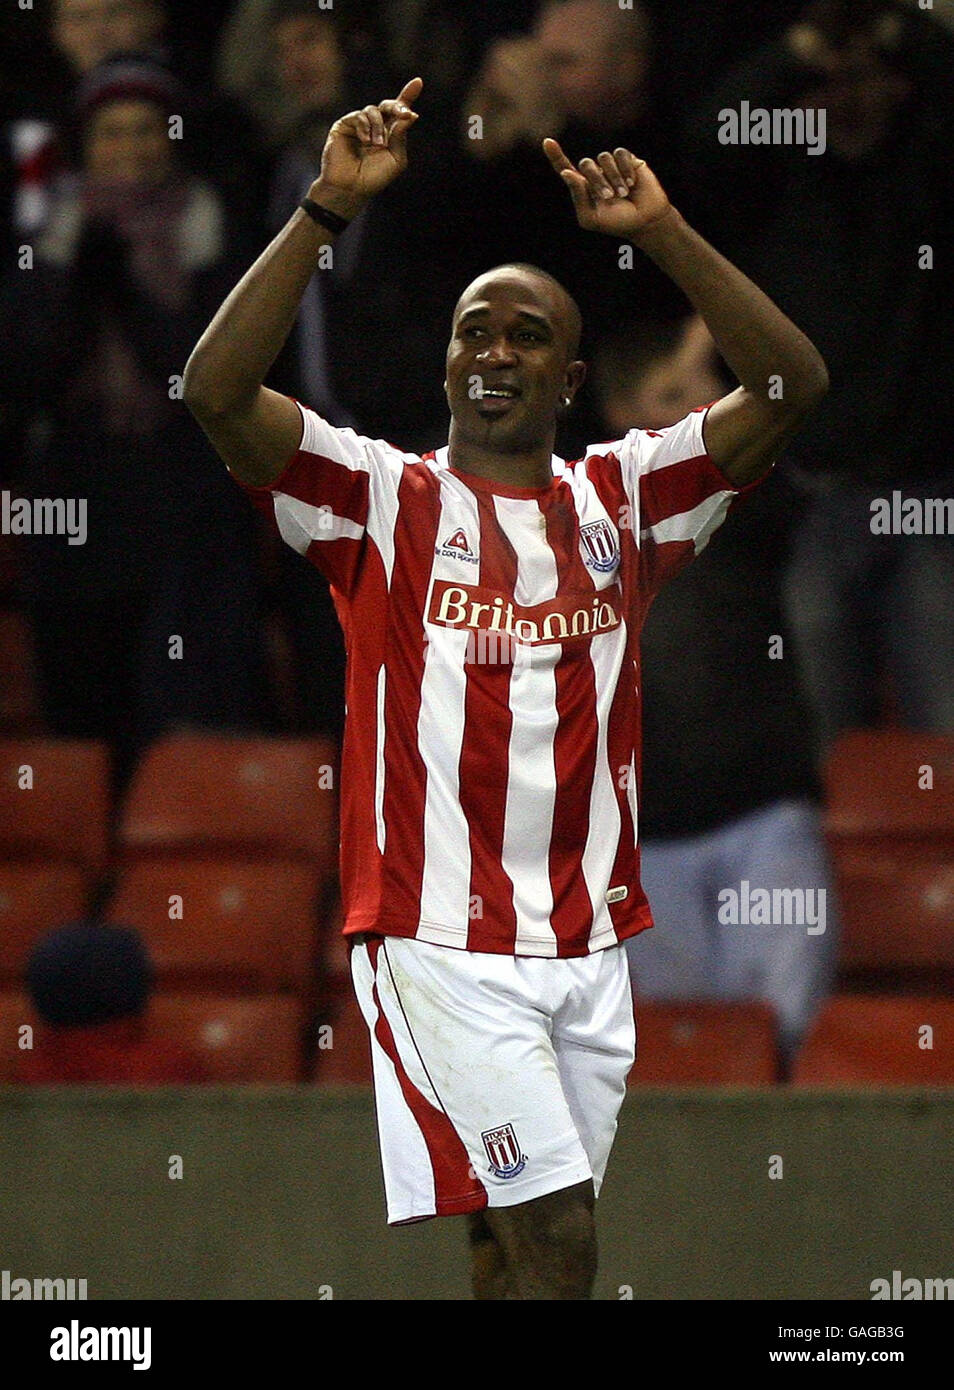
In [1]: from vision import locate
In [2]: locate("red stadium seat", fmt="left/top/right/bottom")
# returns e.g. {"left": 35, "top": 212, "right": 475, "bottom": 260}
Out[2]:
{"left": 117, "top": 735, "right": 338, "bottom": 873}
{"left": 0, "top": 863, "right": 90, "bottom": 979}
{"left": 628, "top": 1001, "right": 778, "bottom": 1085}
{"left": 0, "top": 610, "right": 42, "bottom": 733}
{"left": 792, "top": 996, "right": 954, "bottom": 1085}
{"left": 835, "top": 846, "right": 954, "bottom": 971}
{"left": 106, "top": 859, "right": 320, "bottom": 993}
{"left": 0, "top": 991, "right": 303, "bottom": 1083}
{"left": 311, "top": 988, "right": 371, "bottom": 1085}
{"left": 826, "top": 731, "right": 954, "bottom": 839}
{"left": 825, "top": 732, "right": 954, "bottom": 983}
{"left": 0, "top": 739, "right": 110, "bottom": 869}
{"left": 148, "top": 994, "right": 304, "bottom": 1082}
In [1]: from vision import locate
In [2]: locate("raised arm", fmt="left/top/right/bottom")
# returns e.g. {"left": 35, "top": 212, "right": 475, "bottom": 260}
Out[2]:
{"left": 544, "top": 138, "right": 829, "bottom": 487}
{"left": 183, "top": 78, "right": 423, "bottom": 486}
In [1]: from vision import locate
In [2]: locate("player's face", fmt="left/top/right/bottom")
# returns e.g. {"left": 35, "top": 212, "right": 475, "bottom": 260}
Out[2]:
{"left": 446, "top": 274, "right": 582, "bottom": 454}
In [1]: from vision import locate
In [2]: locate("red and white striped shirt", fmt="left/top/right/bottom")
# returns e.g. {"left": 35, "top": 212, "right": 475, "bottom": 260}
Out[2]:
{"left": 241, "top": 399, "right": 748, "bottom": 957}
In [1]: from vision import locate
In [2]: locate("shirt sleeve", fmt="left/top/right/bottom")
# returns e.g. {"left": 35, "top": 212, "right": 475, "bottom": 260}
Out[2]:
{"left": 616, "top": 404, "right": 758, "bottom": 599}
{"left": 234, "top": 399, "right": 411, "bottom": 596}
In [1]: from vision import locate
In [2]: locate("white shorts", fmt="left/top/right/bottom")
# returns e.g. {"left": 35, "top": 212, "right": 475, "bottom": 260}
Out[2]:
{"left": 350, "top": 934, "right": 636, "bottom": 1225}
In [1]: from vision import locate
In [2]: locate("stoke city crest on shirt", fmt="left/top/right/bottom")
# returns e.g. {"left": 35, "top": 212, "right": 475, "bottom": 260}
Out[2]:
{"left": 481, "top": 1123, "right": 527, "bottom": 1178}
{"left": 579, "top": 519, "right": 619, "bottom": 573}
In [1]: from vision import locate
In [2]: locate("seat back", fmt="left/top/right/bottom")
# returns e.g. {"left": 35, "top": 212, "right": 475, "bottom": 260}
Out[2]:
{"left": 826, "top": 732, "right": 954, "bottom": 839}
{"left": 107, "top": 859, "right": 319, "bottom": 992}
{"left": 149, "top": 994, "right": 304, "bottom": 1082}
{"left": 118, "top": 735, "right": 338, "bottom": 867}
{"left": 792, "top": 996, "right": 954, "bottom": 1085}
{"left": 0, "top": 740, "right": 110, "bottom": 869}
{"left": 628, "top": 1000, "right": 778, "bottom": 1085}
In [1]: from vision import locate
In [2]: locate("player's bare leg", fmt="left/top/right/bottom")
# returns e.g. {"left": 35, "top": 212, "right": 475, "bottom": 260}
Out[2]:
{"left": 474, "top": 1180, "right": 597, "bottom": 1300}
{"left": 467, "top": 1211, "right": 512, "bottom": 1299}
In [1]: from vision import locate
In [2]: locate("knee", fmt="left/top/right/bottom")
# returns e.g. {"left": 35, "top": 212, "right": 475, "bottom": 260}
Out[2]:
{"left": 542, "top": 1197, "right": 597, "bottom": 1280}
{"left": 516, "top": 1187, "right": 598, "bottom": 1294}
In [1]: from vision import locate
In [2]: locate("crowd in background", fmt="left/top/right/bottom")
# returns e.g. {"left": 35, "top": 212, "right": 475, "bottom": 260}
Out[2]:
{"left": 2, "top": 0, "right": 953, "bottom": 1063}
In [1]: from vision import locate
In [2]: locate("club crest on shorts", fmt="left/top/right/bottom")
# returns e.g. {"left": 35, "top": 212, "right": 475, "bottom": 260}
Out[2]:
{"left": 481, "top": 1123, "right": 527, "bottom": 1178}
{"left": 579, "top": 519, "right": 619, "bottom": 573}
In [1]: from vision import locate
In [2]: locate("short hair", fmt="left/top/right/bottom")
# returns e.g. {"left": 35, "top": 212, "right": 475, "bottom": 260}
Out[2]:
{"left": 465, "top": 262, "right": 584, "bottom": 360}
{"left": 76, "top": 52, "right": 183, "bottom": 125}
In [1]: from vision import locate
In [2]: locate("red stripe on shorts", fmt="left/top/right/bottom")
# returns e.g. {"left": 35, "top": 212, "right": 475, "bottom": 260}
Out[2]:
{"left": 368, "top": 939, "right": 488, "bottom": 1217}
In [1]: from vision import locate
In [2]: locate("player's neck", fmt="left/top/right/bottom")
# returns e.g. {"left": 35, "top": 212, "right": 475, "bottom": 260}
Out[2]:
{"left": 447, "top": 426, "right": 556, "bottom": 490}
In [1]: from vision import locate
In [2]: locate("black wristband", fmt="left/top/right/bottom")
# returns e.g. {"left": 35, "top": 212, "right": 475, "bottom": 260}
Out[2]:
{"left": 299, "top": 197, "right": 351, "bottom": 235}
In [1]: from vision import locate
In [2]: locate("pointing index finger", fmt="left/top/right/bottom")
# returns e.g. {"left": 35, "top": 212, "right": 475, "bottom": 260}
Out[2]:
{"left": 395, "top": 77, "right": 424, "bottom": 109}
{"left": 543, "top": 137, "right": 575, "bottom": 174}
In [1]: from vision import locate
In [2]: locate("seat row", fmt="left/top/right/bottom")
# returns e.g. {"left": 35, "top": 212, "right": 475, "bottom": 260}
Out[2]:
{"left": 0, "top": 735, "right": 339, "bottom": 871}
{"left": 5, "top": 730, "right": 954, "bottom": 976}
{"left": 3, "top": 992, "right": 952, "bottom": 1086}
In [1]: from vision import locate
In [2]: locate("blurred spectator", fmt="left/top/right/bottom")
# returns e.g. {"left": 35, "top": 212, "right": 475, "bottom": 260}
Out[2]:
{"left": 216, "top": 0, "right": 531, "bottom": 146}
{"left": 4, "top": 0, "right": 266, "bottom": 241}
{"left": 459, "top": 0, "right": 689, "bottom": 449}
{"left": 382, "top": 0, "right": 539, "bottom": 101}
{"left": 216, "top": 0, "right": 388, "bottom": 148}
{"left": 52, "top": 0, "right": 165, "bottom": 74}
{"left": 594, "top": 315, "right": 724, "bottom": 437}
{"left": 17, "top": 921, "right": 205, "bottom": 1084}
{"left": 688, "top": 0, "right": 954, "bottom": 746}
{"left": 464, "top": 0, "right": 657, "bottom": 163}
{"left": 0, "top": 55, "right": 271, "bottom": 786}
{"left": 600, "top": 317, "right": 836, "bottom": 1065}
